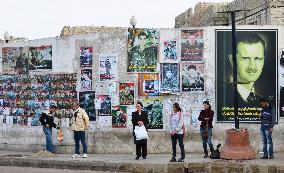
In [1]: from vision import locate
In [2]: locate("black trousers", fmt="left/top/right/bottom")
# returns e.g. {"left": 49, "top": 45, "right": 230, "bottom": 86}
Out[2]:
{"left": 134, "top": 136, "right": 147, "bottom": 157}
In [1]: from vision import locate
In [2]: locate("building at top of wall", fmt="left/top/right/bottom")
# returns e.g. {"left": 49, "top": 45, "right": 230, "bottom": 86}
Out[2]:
{"left": 175, "top": 0, "right": 284, "bottom": 28}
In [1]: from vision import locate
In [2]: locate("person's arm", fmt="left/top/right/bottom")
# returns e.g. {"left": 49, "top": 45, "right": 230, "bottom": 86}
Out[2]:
{"left": 39, "top": 113, "right": 47, "bottom": 126}
{"left": 82, "top": 110, "right": 90, "bottom": 128}
{"left": 270, "top": 107, "right": 276, "bottom": 129}
{"left": 198, "top": 111, "right": 204, "bottom": 121}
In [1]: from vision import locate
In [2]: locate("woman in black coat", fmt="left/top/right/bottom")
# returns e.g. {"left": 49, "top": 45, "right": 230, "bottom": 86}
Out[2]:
{"left": 132, "top": 101, "right": 149, "bottom": 160}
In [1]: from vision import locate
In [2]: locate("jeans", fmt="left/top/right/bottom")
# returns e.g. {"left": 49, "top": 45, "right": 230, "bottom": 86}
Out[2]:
{"left": 200, "top": 128, "right": 213, "bottom": 149}
{"left": 43, "top": 127, "right": 54, "bottom": 153}
{"left": 74, "top": 131, "right": 87, "bottom": 154}
{"left": 171, "top": 134, "right": 185, "bottom": 159}
{"left": 260, "top": 126, "right": 273, "bottom": 156}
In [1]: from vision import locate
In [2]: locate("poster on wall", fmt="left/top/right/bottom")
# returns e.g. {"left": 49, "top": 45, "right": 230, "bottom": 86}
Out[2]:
{"left": 80, "top": 47, "right": 93, "bottom": 67}
{"left": 138, "top": 73, "right": 159, "bottom": 96}
{"left": 119, "top": 82, "right": 135, "bottom": 105}
{"left": 216, "top": 29, "right": 278, "bottom": 122}
{"left": 160, "top": 63, "right": 180, "bottom": 92}
{"left": 127, "top": 28, "right": 159, "bottom": 72}
{"left": 2, "top": 47, "right": 29, "bottom": 74}
{"left": 80, "top": 69, "right": 92, "bottom": 91}
{"left": 280, "top": 49, "right": 284, "bottom": 117}
{"left": 99, "top": 53, "right": 118, "bottom": 81}
{"left": 79, "top": 91, "right": 96, "bottom": 121}
{"left": 181, "top": 62, "right": 204, "bottom": 92}
{"left": 181, "top": 30, "right": 204, "bottom": 61}
{"left": 112, "top": 105, "right": 127, "bottom": 128}
{"left": 163, "top": 41, "right": 177, "bottom": 61}
{"left": 142, "top": 96, "right": 163, "bottom": 129}
{"left": 28, "top": 45, "right": 52, "bottom": 71}
{"left": 97, "top": 95, "right": 111, "bottom": 116}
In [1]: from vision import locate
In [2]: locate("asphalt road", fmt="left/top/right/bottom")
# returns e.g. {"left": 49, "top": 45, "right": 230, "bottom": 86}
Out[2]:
{"left": 0, "top": 166, "right": 131, "bottom": 173}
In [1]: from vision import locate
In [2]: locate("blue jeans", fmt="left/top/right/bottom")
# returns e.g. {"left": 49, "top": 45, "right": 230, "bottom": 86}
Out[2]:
{"left": 200, "top": 128, "right": 213, "bottom": 149}
{"left": 74, "top": 131, "right": 87, "bottom": 154}
{"left": 171, "top": 134, "right": 185, "bottom": 159}
{"left": 43, "top": 127, "right": 54, "bottom": 153}
{"left": 260, "top": 126, "right": 273, "bottom": 156}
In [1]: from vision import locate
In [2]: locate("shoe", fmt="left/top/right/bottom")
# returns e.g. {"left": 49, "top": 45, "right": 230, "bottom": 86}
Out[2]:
{"left": 72, "top": 154, "right": 80, "bottom": 158}
{"left": 178, "top": 158, "right": 184, "bottom": 162}
{"left": 135, "top": 156, "right": 139, "bottom": 160}
{"left": 170, "top": 157, "right": 176, "bottom": 162}
{"left": 143, "top": 156, "right": 146, "bottom": 159}
{"left": 260, "top": 155, "right": 268, "bottom": 159}
{"left": 269, "top": 155, "right": 274, "bottom": 159}
{"left": 82, "top": 153, "right": 88, "bottom": 158}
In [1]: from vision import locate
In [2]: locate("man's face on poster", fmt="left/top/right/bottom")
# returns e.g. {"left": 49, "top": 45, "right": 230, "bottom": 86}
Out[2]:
{"left": 235, "top": 42, "right": 265, "bottom": 83}
{"left": 124, "top": 86, "right": 130, "bottom": 94}
{"left": 165, "top": 71, "right": 172, "bottom": 78}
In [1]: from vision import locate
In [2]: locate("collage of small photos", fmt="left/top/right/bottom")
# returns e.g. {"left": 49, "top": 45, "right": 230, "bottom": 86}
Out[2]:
{"left": 0, "top": 46, "right": 78, "bottom": 126}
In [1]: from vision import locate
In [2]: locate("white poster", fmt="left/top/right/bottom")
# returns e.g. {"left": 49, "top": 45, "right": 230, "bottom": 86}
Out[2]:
{"left": 99, "top": 53, "right": 118, "bottom": 81}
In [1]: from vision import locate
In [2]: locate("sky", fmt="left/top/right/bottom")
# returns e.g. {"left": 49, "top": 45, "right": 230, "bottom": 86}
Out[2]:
{"left": 0, "top": 0, "right": 231, "bottom": 40}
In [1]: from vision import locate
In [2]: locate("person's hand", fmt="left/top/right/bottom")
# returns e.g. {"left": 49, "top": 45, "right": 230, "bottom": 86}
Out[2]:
{"left": 171, "top": 130, "right": 176, "bottom": 135}
{"left": 270, "top": 128, "right": 273, "bottom": 133}
{"left": 46, "top": 124, "right": 49, "bottom": 128}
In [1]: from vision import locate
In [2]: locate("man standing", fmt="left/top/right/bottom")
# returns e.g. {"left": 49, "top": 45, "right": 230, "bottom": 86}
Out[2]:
{"left": 39, "top": 105, "right": 59, "bottom": 153}
{"left": 71, "top": 102, "right": 90, "bottom": 158}
{"left": 259, "top": 99, "right": 276, "bottom": 159}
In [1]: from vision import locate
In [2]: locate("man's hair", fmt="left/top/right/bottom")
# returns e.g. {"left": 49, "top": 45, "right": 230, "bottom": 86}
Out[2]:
{"left": 188, "top": 65, "right": 196, "bottom": 70}
{"left": 137, "top": 101, "right": 143, "bottom": 108}
{"left": 173, "top": 102, "right": 182, "bottom": 112}
{"left": 259, "top": 98, "right": 268, "bottom": 103}
{"left": 236, "top": 32, "right": 265, "bottom": 49}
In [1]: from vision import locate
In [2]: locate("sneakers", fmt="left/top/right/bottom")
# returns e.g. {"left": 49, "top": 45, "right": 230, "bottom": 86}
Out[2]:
{"left": 178, "top": 158, "right": 184, "bottom": 162}
{"left": 135, "top": 156, "right": 139, "bottom": 160}
{"left": 269, "top": 155, "right": 274, "bottom": 159}
{"left": 72, "top": 154, "right": 80, "bottom": 158}
{"left": 260, "top": 155, "right": 268, "bottom": 159}
{"left": 82, "top": 153, "right": 88, "bottom": 158}
{"left": 170, "top": 157, "right": 176, "bottom": 162}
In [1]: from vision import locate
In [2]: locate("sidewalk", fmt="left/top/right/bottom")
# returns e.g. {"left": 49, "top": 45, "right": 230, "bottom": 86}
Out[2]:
{"left": 0, "top": 150, "right": 283, "bottom": 173}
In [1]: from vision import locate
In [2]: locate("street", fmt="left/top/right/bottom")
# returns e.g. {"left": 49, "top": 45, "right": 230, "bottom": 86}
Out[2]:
{"left": 0, "top": 166, "right": 131, "bottom": 173}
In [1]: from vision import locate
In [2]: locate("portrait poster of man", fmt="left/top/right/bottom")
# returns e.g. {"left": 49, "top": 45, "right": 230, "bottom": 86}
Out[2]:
{"left": 79, "top": 91, "right": 96, "bottom": 121}
{"left": 80, "top": 69, "right": 92, "bottom": 91}
{"left": 80, "top": 47, "right": 93, "bottom": 67}
{"left": 160, "top": 63, "right": 180, "bottom": 92}
{"left": 28, "top": 45, "right": 52, "bottom": 71}
{"left": 98, "top": 95, "right": 111, "bottom": 116}
{"left": 2, "top": 47, "right": 29, "bottom": 74}
{"left": 99, "top": 53, "right": 118, "bottom": 81}
{"left": 138, "top": 73, "right": 159, "bottom": 96}
{"left": 142, "top": 96, "right": 163, "bottom": 129}
{"left": 181, "top": 30, "right": 204, "bottom": 61}
{"left": 216, "top": 29, "right": 278, "bottom": 122}
{"left": 163, "top": 41, "right": 177, "bottom": 61}
{"left": 280, "top": 49, "right": 284, "bottom": 117}
{"left": 181, "top": 62, "right": 205, "bottom": 92}
{"left": 119, "top": 82, "right": 135, "bottom": 105}
{"left": 127, "top": 28, "right": 159, "bottom": 72}
{"left": 112, "top": 105, "right": 127, "bottom": 128}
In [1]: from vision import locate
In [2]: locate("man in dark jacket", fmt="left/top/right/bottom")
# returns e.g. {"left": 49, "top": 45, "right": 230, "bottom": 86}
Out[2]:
{"left": 259, "top": 98, "right": 276, "bottom": 159}
{"left": 39, "top": 105, "right": 59, "bottom": 153}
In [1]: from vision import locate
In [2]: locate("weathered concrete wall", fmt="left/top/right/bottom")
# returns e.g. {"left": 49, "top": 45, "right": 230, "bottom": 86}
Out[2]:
{"left": 0, "top": 26, "right": 284, "bottom": 154}
{"left": 175, "top": 0, "right": 284, "bottom": 27}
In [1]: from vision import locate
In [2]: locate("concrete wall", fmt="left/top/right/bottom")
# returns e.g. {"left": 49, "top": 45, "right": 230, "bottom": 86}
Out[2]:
{"left": 175, "top": 0, "right": 284, "bottom": 27}
{"left": 0, "top": 26, "right": 284, "bottom": 154}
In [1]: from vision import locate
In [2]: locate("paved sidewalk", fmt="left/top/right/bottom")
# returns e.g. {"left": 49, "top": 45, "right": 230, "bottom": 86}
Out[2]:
{"left": 0, "top": 150, "right": 284, "bottom": 173}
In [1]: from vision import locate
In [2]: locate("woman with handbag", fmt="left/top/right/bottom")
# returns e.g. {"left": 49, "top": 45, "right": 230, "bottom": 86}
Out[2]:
{"left": 198, "top": 100, "right": 214, "bottom": 158}
{"left": 132, "top": 101, "right": 149, "bottom": 160}
{"left": 169, "top": 103, "right": 185, "bottom": 162}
